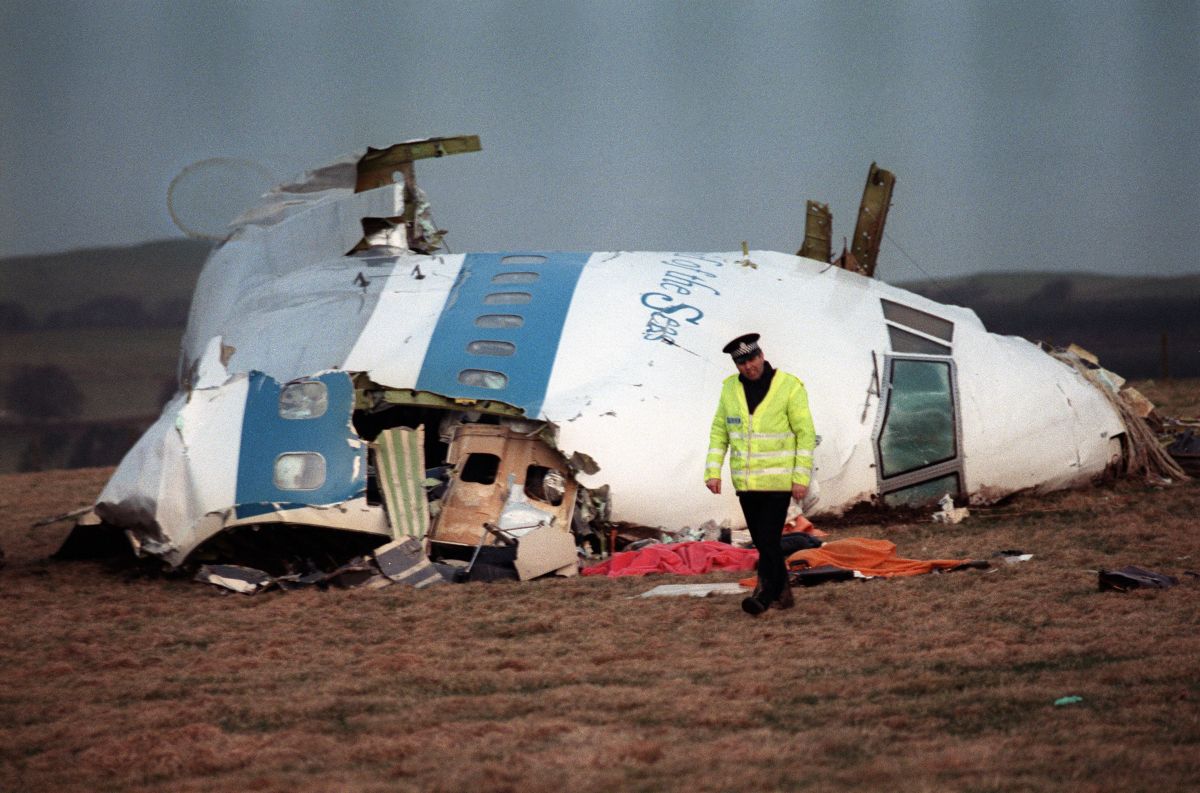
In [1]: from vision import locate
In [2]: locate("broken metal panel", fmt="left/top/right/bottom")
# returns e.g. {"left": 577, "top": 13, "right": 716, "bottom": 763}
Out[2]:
{"left": 221, "top": 498, "right": 388, "bottom": 534}
{"left": 355, "top": 136, "right": 482, "bottom": 254}
{"left": 797, "top": 200, "right": 832, "bottom": 263}
{"left": 848, "top": 162, "right": 895, "bottom": 278}
{"left": 513, "top": 525, "right": 579, "bottom": 580}
{"left": 348, "top": 216, "right": 408, "bottom": 254}
{"left": 953, "top": 326, "right": 1124, "bottom": 503}
{"left": 373, "top": 538, "right": 443, "bottom": 588}
{"left": 432, "top": 424, "right": 578, "bottom": 547}
{"left": 354, "top": 136, "right": 483, "bottom": 192}
{"left": 195, "top": 564, "right": 274, "bottom": 594}
{"left": 95, "top": 377, "right": 249, "bottom": 566}
{"left": 373, "top": 427, "right": 430, "bottom": 540}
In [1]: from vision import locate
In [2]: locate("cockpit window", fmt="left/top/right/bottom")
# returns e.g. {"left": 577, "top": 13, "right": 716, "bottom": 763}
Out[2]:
{"left": 878, "top": 359, "right": 956, "bottom": 478}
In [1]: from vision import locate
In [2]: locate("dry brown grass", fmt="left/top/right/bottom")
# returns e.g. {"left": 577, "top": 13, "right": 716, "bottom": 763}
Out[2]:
{"left": 1137, "top": 378, "right": 1200, "bottom": 419}
{"left": 3, "top": 419, "right": 1200, "bottom": 791}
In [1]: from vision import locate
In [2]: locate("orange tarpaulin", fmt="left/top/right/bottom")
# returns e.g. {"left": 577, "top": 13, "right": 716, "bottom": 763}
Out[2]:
{"left": 784, "top": 513, "right": 827, "bottom": 538}
{"left": 740, "top": 537, "right": 974, "bottom": 588}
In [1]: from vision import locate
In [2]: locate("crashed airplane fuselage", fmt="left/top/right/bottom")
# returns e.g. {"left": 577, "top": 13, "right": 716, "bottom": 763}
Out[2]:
{"left": 94, "top": 141, "right": 1125, "bottom": 567}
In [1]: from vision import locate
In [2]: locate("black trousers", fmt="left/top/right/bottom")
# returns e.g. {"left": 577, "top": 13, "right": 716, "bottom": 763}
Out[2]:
{"left": 738, "top": 491, "right": 792, "bottom": 604}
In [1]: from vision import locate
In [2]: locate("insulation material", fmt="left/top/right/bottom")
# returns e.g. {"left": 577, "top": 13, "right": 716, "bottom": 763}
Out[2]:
{"left": 374, "top": 427, "right": 430, "bottom": 540}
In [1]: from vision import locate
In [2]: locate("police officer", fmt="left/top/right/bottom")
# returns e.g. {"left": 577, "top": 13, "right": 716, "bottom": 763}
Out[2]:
{"left": 705, "top": 333, "right": 816, "bottom": 615}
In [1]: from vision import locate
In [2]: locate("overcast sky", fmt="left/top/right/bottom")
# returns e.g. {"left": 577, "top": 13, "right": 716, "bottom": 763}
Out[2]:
{"left": 2, "top": 0, "right": 1197, "bottom": 280}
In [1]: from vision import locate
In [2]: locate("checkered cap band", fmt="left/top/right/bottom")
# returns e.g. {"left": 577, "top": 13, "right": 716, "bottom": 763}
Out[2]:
{"left": 731, "top": 340, "right": 760, "bottom": 360}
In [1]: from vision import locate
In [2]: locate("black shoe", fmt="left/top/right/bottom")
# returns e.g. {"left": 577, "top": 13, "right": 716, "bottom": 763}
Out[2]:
{"left": 771, "top": 583, "right": 795, "bottom": 610}
{"left": 741, "top": 596, "right": 768, "bottom": 616}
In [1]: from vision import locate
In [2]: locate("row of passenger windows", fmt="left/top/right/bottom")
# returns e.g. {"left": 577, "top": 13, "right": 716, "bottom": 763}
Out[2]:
{"left": 459, "top": 264, "right": 542, "bottom": 390}
{"left": 274, "top": 259, "right": 546, "bottom": 488}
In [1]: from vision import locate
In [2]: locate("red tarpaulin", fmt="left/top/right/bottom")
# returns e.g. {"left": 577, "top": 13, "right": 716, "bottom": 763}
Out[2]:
{"left": 582, "top": 541, "right": 759, "bottom": 578}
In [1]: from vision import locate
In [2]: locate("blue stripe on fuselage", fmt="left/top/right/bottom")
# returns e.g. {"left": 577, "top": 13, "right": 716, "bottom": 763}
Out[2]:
{"left": 234, "top": 370, "right": 366, "bottom": 520}
{"left": 415, "top": 252, "right": 589, "bottom": 417}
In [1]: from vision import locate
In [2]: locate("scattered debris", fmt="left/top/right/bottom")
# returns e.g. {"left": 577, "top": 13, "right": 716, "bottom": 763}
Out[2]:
{"left": 513, "top": 525, "right": 579, "bottom": 581}
{"left": 1049, "top": 346, "right": 1189, "bottom": 482}
{"left": 374, "top": 538, "right": 443, "bottom": 587}
{"left": 195, "top": 564, "right": 276, "bottom": 594}
{"left": 1167, "top": 430, "right": 1200, "bottom": 478}
{"left": 780, "top": 531, "right": 823, "bottom": 555}
{"left": 31, "top": 506, "right": 94, "bottom": 529}
{"left": 1098, "top": 565, "right": 1179, "bottom": 592}
{"left": 932, "top": 493, "right": 970, "bottom": 524}
{"left": 637, "top": 583, "right": 748, "bottom": 598}
{"left": 193, "top": 537, "right": 451, "bottom": 594}
{"left": 994, "top": 550, "right": 1034, "bottom": 564}
{"left": 793, "top": 564, "right": 861, "bottom": 587}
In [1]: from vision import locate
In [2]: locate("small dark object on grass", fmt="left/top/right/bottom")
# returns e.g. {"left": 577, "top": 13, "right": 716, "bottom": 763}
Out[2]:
{"left": 1098, "top": 565, "right": 1179, "bottom": 592}
{"left": 791, "top": 564, "right": 857, "bottom": 587}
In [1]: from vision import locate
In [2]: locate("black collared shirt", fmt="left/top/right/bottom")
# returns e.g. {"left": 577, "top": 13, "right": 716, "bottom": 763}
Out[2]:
{"left": 740, "top": 361, "right": 776, "bottom": 414}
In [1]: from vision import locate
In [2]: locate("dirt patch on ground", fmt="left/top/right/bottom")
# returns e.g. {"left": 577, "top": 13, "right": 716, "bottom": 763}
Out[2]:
{"left": 3, "top": 464, "right": 1199, "bottom": 791}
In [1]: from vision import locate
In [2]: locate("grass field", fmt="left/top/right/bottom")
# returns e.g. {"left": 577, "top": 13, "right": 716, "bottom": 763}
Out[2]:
{"left": 1, "top": 383, "right": 1198, "bottom": 792}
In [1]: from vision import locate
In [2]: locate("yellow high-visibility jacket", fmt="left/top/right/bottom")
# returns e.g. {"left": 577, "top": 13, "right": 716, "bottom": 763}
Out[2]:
{"left": 705, "top": 371, "right": 816, "bottom": 491}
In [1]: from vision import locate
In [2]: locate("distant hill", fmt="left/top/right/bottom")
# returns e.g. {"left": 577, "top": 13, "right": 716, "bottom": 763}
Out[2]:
{"left": 0, "top": 239, "right": 210, "bottom": 329}
{"left": 896, "top": 272, "right": 1200, "bottom": 378}
{"left": 0, "top": 239, "right": 210, "bottom": 472}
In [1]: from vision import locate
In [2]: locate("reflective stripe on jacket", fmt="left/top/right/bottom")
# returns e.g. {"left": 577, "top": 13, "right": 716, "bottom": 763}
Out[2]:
{"left": 704, "top": 370, "right": 816, "bottom": 491}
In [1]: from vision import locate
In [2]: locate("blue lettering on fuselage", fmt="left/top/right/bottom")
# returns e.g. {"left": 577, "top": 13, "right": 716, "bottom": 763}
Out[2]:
{"left": 640, "top": 254, "right": 724, "bottom": 342}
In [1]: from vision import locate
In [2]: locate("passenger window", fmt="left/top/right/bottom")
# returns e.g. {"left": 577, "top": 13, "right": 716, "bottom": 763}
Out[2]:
{"left": 274, "top": 452, "right": 327, "bottom": 490}
{"left": 458, "top": 369, "right": 508, "bottom": 389}
{"left": 491, "top": 272, "right": 539, "bottom": 285}
{"left": 279, "top": 381, "right": 328, "bottom": 419}
{"left": 466, "top": 340, "right": 516, "bottom": 357}
{"left": 483, "top": 292, "right": 532, "bottom": 305}
{"left": 475, "top": 314, "right": 524, "bottom": 328}
{"left": 878, "top": 359, "right": 956, "bottom": 478}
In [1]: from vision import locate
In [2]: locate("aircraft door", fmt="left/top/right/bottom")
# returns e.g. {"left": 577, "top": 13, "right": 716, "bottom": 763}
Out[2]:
{"left": 872, "top": 355, "right": 964, "bottom": 506}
